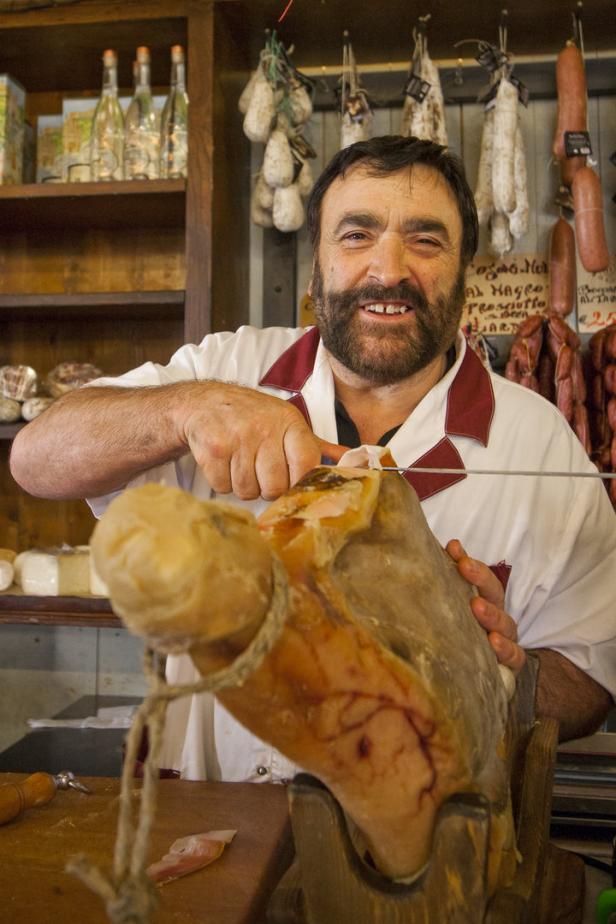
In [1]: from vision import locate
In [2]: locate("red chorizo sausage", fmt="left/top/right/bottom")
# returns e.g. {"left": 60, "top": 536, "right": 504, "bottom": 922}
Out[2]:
{"left": 538, "top": 353, "right": 555, "bottom": 402}
{"left": 548, "top": 218, "right": 577, "bottom": 317}
{"left": 588, "top": 329, "right": 606, "bottom": 372}
{"left": 573, "top": 403, "right": 592, "bottom": 455}
{"left": 607, "top": 397, "right": 616, "bottom": 432}
{"left": 556, "top": 376, "right": 574, "bottom": 422}
{"left": 552, "top": 42, "right": 587, "bottom": 185}
{"left": 605, "top": 364, "right": 616, "bottom": 396}
{"left": 571, "top": 352, "right": 587, "bottom": 404}
{"left": 554, "top": 343, "right": 574, "bottom": 381}
{"left": 605, "top": 329, "right": 616, "bottom": 361}
{"left": 520, "top": 372, "right": 540, "bottom": 393}
{"left": 572, "top": 166, "right": 610, "bottom": 273}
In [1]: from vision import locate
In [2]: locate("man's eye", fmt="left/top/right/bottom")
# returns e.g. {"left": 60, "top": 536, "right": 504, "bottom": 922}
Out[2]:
{"left": 415, "top": 237, "right": 440, "bottom": 247}
{"left": 343, "top": 231, "right": 368, "bottom": 241}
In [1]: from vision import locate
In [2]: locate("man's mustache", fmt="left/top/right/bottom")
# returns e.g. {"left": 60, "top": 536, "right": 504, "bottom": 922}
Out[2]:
{"left": 319, "top": 283, "right": 429, "bottom": 315}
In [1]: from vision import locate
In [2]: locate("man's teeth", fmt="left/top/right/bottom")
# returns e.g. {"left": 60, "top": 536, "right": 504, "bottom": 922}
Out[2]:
{"left": 364, "top": 303, "right": 410, "bottom": 314}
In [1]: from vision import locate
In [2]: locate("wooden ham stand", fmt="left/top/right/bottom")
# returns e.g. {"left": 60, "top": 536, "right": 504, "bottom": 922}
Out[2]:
{"left": 268, "top": 657, "right": 585, "bottom": 924}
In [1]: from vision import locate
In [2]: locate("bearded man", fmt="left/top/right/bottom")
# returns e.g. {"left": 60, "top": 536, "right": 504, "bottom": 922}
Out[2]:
{"left": 11, "top": 137, "right": 615, "bottom": 779}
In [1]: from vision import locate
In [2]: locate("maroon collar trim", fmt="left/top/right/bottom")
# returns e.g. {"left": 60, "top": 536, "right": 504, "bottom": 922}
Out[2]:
{"left": 445, "top": 341, "right": 495, "bottom": 447}
{"left": 404, "top": 437, "right": 466, "bottom": 501}
{"left": 259, "top": 327, "right": 320, "bottom": 393}
{"left": 259, "top": 328, "right": 495, "bottom": 448}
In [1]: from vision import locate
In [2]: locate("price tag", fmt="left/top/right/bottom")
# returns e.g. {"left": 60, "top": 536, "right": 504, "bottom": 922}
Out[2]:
{"left": 475, "top": 43, "right": 509, "bottom": 73}
{"left": 404, "top": 72, "right": 431, "bottom": 102}
{"left": 564, "top": 131, "right": 592, "bottom": 157}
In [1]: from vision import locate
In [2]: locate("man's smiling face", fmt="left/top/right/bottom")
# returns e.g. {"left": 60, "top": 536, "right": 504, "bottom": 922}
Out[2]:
{"left": 310, "top": 163, "right": 466, "bottom": 386}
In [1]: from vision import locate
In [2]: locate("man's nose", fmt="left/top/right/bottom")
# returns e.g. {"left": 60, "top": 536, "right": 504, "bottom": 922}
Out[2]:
{"left": 367, "top": 236, "right": 411, "bottom": 288}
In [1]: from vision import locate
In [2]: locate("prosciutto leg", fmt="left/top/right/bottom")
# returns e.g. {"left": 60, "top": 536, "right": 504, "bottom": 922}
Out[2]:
{"left": 91, "top": 467, "right": 516, "bottom": 889}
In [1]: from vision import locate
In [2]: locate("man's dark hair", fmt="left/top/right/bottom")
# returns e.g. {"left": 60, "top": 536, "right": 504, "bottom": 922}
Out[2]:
{"left": 306, "top": 135, "right": 479, "bottom": 268}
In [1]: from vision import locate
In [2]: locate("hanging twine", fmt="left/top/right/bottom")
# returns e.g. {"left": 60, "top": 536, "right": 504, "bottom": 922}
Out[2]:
{"left": 67, "top": 554, "right": 289, "bottom": 924}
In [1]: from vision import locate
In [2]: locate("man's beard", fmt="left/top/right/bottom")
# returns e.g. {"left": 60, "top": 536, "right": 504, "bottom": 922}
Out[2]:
{"left": 311, "top": 263, "right": 466, "bottom": 386}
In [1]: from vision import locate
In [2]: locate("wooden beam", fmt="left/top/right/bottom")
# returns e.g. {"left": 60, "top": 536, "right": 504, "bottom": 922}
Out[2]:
{"left": 262, "top": 228, "right": 297, "bottom": 328}
{"left": 184, "top": 0, "right": 214, "bottom": 343}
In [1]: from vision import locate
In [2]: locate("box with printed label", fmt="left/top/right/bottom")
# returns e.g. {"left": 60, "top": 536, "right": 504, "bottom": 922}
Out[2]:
{"left": 36, "top": 114, "right": 63, "bottom": 182}
{"left": 62, "top": 97, "right": 97, "bottom": 182}
{"left": 0, "top": 74, "right": 26, "bottom": 185}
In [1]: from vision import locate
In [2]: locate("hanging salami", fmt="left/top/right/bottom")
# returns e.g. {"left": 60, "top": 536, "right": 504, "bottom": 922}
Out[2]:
{"left": 399, "top": 18, "right": 448, "bottom": 147}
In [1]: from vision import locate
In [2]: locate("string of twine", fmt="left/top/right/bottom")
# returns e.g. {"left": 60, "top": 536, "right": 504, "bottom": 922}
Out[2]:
{"left": 66, "top": 554, "right": 289, "bottom": 924}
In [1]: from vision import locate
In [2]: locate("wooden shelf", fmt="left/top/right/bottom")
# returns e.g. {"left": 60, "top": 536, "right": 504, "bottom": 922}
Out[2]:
{"left": 0, "top": 592, "right": 119, "bottom": 628}
{"left": 0, "top": 12, "right": 187, "bottom": 93}
{"left": 0, "top": 180, "right": 186, "bottom": 231}
{"left": 0, "top": 424, "right": 26, "bottom": 441}
{"left": 0, "top": 290, "right": 185, "bottom": 319}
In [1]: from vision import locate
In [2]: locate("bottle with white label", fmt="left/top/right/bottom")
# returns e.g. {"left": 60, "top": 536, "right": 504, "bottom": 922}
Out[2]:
{"left": 159, "top": 45, "right": 188, "bottom": 179}
{"left": 124, "top": 46, "right": 159, "bottom": 180}
{"left": 90, "top": 49, "right": 125, "bottom": 181}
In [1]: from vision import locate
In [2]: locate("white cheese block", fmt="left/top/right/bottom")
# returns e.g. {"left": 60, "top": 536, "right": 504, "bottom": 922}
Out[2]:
{"left": 0, "top": 559, "right": 14, "bottom": 591}
{"left": 18, "top": 547, "right": 91, "bottom": 596}
{"left": 89, "top": 554, "right": 109, "bottom": 597}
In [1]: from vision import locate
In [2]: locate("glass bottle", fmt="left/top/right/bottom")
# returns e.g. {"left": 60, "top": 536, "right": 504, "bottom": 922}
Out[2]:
{"left": 124, "top": 46, "right": 159, "bottom": 180}
{"left": 90, "top": 49, "right": 124, "bottom": 181}
{"left": 159, "top": 45, "right": 188, "bottom": 179}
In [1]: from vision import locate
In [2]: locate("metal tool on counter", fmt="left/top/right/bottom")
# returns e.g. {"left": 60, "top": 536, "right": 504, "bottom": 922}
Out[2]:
{"left": 0, "top": 770, "right": 92, "bottom": 825}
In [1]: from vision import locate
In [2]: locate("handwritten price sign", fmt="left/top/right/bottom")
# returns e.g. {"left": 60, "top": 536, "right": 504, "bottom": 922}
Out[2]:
{"left": 577, "top": 254, "right": 616, "bottom": 332}
{"left": 462, "top": 255, "right": 549, "bottom": 334}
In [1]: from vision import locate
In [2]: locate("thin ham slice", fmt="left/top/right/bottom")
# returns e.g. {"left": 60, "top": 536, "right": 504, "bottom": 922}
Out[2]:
{"left": 147, "top": 829, "right": 237, "bottom": 885}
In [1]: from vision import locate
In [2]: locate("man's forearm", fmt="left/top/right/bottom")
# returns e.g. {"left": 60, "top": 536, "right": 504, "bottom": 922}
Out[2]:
{"left": 533, "top": 648, "right": 613, "bottom": 742}
{"left": 10, "top": 383, "right": 192, "bottom": 500}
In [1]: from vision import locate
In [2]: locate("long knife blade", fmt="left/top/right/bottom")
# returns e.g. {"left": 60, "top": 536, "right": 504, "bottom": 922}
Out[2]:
{"left": 378, "top": 466, "right": 616, "bottom": 480}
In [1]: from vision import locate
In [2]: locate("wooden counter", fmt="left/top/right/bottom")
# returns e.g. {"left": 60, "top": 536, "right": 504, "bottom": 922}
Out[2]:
{"left": 0, "top": 773, "right": 293, "bottom": 923}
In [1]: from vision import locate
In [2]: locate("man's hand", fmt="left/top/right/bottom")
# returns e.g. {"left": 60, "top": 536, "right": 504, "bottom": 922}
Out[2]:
{"left": 446, "top": 539, "right": 526, "bottom": 674}
{"left": 181, "top": 382, "right": 347, "bottom": 501}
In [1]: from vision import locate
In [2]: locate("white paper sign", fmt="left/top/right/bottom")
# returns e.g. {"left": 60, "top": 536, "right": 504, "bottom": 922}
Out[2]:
{"left": 577, "top": 254, "right": 616, "bottom": 332}
{"left": 462, "top": 254, "right": 549, "bottom": 335}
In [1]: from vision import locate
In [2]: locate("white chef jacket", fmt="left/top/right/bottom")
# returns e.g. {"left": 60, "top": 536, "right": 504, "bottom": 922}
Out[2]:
{"left": 88, "top": 325, "right": 616, "bottom": 782}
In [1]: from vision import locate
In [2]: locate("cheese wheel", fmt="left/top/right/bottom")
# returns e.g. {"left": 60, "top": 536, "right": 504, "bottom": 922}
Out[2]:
{"left": 0, "top": 560, "right": 14, "bottom": 592}
{"left": 18, "top": 547, "right": 90, "bottom": 596}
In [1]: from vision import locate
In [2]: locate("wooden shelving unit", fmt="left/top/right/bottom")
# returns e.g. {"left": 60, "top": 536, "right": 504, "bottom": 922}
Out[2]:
{"left": 0, "top": 425, "right": 26, "bottom": 442}
{"left": 0, "top": 290, "right": 185, "bottom": 318}
{"left": 0, "top": 179, "right": 186, "bottom": 230}
{"left": 0, "top": 592, "right": 118, "bottom": 628}
{"left": 0, "top": 0, "right": 251, "bottom": 585}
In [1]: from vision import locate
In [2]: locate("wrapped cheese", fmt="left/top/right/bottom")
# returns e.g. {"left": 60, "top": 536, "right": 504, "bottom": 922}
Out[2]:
{"left": 0, "top": 560, "right": 14, "bottom": 592}
{"left": 273, "top": 183, "right": 304, "bottom": 232}
{"left": 46, "top": 362, "right": 102, "bottom": 398}
{"left": 0, "top": 397, "right": 21, "bottom": 423}
{"left": 262, "top": 130, "right": 295, "bottom": 189}
{"left": 89, "top": 552, "right": 109, "bottom": 597}
{"left": 243, "top": 70, "right": 276, "bottom": 144}
{"left": 22, "top": 396, "right": 54, "bottom": 421}
{"left": 16, "top": 547, "right": 90, "bottom": 596}
{"left": 0, "top": 365, "right": 37, "bottom": 401}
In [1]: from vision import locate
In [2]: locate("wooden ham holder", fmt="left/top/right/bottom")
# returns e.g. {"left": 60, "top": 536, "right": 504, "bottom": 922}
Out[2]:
{"left": 267, "top": 656, "right": 585, "bottom": 924}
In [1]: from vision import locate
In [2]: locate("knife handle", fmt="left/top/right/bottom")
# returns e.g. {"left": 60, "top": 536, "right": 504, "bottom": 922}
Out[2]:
{"left": 0, "top": 772, "right": 57, "bottom": 825}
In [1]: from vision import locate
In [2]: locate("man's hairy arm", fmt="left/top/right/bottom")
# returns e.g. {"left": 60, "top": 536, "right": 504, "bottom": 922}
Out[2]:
{"left": 10, "top": 384, "right": 191, "bottom": 499}
{"left": 533, "top": 648, "right": 613, "bottom": 742}
{"left": 10, "top": 381, "right": 345, "bottom": 502}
